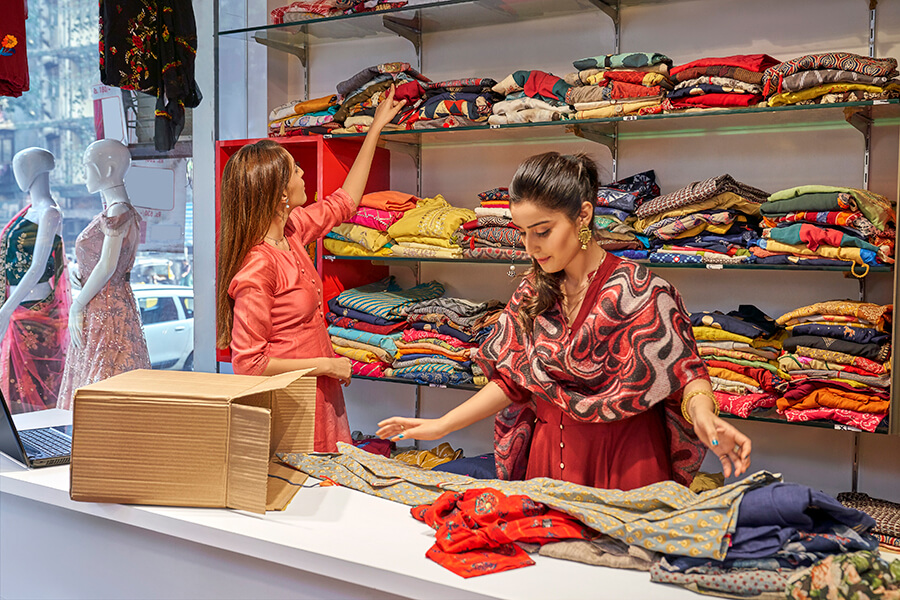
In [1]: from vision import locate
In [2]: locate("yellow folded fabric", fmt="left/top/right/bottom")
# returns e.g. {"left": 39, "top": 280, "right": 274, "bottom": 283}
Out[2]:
{"left": 706, "top": 367, "right": 761, "bottom": 388}
{"left": 574, "top": 98, "right": 660, "bottom": 119}
{"left": 331, "top": 344, "right": 379, "bottom": 363}
{"left": 761, "top": 239, "right": 868, "bottom": 266}
{"left": 331, "top": 222, "right": 393, "bottom": 252}
{"left": 689, "top": 472, "right": 725, "bottom": 494}
{"left": 634, "top": 192, "right": 761, "bottom": 231}
{"left": 330, "top": 336, "right": 394, "bottom": 363}
{"left": 692, "top": 326, "right": 755, "bottom": 345}
{"left": 768, "top": 83, "right": 884, "bottom": 107}
{"left": 387, "top": 195, "right": 476, "bottom": 243}
{"left": 393, "top": 442, "right": 463, "bottom": 469}
{"left": 324, "top": 238, "right": 392, "bottom": 257}
{"left": 390, "top": 245, "right": 462, "bottom": 259}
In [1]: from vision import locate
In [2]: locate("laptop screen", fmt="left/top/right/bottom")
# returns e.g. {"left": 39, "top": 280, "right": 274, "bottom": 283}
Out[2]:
{"left": 0, "top": 390, "right": 29, "bottom": 465}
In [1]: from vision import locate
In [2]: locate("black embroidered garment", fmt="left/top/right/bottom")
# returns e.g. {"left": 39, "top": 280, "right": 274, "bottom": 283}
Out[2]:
{"left": 100, "top": 0, "right": 202, "bottom": 151}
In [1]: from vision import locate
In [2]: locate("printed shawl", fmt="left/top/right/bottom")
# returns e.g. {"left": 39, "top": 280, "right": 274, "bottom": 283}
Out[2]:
{"left": 473, "top": 260, "right": 709, "bottom": 486}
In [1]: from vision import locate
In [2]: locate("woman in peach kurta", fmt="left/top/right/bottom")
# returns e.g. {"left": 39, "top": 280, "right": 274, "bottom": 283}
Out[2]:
{"left": 217, "top": 87, "right": 405, "bottom": 452}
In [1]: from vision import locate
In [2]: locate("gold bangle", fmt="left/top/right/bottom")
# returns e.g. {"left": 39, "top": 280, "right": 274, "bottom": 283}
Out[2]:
{"left": 681, "top": 389, "right": 719, "bottom": 425}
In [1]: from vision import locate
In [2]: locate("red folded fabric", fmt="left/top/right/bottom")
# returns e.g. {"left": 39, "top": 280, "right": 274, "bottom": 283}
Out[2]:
{"left": 411, "top": 488, "right": 593, "bottom": 578}
{"left": 670, "top": 93, "right": 763, "bottom": 109}
{"left": 670, "top": 54, "right": 780, "bottom": 76}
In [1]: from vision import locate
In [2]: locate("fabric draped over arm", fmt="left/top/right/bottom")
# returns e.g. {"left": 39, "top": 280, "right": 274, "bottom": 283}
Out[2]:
{"left": 473, "top": 260, "right": 709, "bottom": 486}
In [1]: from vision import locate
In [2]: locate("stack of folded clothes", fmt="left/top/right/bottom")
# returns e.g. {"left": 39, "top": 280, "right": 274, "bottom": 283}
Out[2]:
{"left": 595, "top": 170, "right": 660, "bottom": 259}
{"left": 650, "top": 482, "right": 881, "bottom": 598}
{"left": 775, "top": 300, "right": 892, "bottom": 432}
{"left": 330, "top": 62, "right": 431, "bottom": 134}
{"left": 270, "top": 0, "right": 408, "bottom": 23}
{"left": 326, "top": 276, "right": 445, "bottom": 377}
{"left": 488, "top": 70, "right": 573, "bottom": 125}
{"left": 564, "top": 52, "right": 672, "bottom": 119}
{"left": 665, "top": 54, "right": 778, "bottom": 111}
{"left": 837, "top": 492, "right": 900, "bottom": 552}
{"left": 632, "top": 174, "right": 770, "bottom": 264}
{"left": 387, "top": 195, "right": 475, "bottom": 258}
{"left": 324, "top": 190, "right": 418, "bottom": 257}
{"left": 762, "top": 51, "right": 900, "bottom": 107}
{"left": 408, "top": 78, "right": 501, "bottom": 129}
{"left": 690, "top": 305, "right": 789, "bottom": 419}
{"left": 268, "top": 93, "right": 340, "bottom": 137}
{"left": 457, "top": 187, "right": 529, "bottom": 262}
{"left": 756, "top": 185, "right": 896, "bottom": 271}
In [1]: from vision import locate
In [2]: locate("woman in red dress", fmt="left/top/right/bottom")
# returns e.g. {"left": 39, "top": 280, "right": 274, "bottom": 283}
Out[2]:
{"left": 217, "top": 87, "right": 405, "bottom": 452}
{"left": 377, "top": 152, "right": 752, "bottom": 489}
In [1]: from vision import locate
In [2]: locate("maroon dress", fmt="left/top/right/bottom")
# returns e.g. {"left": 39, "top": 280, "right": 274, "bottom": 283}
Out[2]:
{"left": 474, "top": 253, "right": 708, "bottom": 490}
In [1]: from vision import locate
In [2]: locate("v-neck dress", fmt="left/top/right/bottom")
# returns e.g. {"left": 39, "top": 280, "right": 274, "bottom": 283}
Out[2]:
{"left": 495, "top": 253, "right": 674, "bottom": 491}
{"left": 229, "top": 190, "right": 355, "bottom": 452}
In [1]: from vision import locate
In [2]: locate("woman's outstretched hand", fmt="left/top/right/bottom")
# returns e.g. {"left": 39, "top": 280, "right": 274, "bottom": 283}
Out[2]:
{"left": 376, "top": 416, "right": 447, "bottom": 442}
{"left": 369, "top": 85, "right": 406, "bottom": 132}
{"left": 692, "top": 408, "right": 752, "bottom": 478}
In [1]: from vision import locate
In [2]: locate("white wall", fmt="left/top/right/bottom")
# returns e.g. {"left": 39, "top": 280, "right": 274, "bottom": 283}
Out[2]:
{"left": 237, "top": 0, "right": 900, "bottom": 500}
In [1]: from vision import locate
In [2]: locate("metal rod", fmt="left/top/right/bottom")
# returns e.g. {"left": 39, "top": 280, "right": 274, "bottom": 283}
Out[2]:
{"left": 852, "top": 432, "right": 860, "bottom": 492}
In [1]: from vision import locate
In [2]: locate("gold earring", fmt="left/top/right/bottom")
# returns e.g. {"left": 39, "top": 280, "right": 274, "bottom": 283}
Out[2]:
{"left": 577, "top": 224, "right": 592, "bottom": 250}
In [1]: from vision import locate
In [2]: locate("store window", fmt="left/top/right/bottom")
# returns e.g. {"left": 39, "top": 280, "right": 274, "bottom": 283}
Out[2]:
{"left": 0, "top": 0, "right": 195, "bottom": 416}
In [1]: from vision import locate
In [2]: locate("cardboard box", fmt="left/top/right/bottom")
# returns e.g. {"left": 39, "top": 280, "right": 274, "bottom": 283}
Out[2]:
{"left": 70, "top": 369, "right": 316, "bottom": 514}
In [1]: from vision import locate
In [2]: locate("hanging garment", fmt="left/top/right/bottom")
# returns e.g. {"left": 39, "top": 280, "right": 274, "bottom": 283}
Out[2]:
{"left": 0, "top": 0, "right": 28, "bottom": 97}
{"left": 57, "top": 205, "right": 149, "bottom": 409}
{"left": 0, "top": 207, "right": 70, "bottom": 412}
{"left": 99, "top": 0, "right": 202, "bottom": 151}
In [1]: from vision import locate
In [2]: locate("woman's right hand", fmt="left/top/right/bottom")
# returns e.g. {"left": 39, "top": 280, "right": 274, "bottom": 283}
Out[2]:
{"left": 324, "top": 357, "right": 352, "bottom": 386}
{"left": 376, "top": 417, "right": 447, "bottom": 442}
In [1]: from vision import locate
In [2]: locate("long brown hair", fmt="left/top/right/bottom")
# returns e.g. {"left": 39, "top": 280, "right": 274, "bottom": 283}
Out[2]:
{"left": 510, "top": 151, "right": 599, "bottom": 332}
{"left": 216, "top": 140, "right": 293, "bottom": 349}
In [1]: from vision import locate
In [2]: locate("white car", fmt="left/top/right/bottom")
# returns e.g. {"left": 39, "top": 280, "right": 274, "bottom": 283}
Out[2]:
{"left": 132, "top": 285, "right": 194, "bottom": 371}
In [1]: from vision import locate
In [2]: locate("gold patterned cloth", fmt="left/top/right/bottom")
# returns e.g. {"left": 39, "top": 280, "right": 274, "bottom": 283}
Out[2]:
{"left": 279, "top": 443, "right": 779, "bottom": 560}
{"left": 776, "top": 301, "right": 892, "bottom": 331}
{"left": 387, "top": 195, "right": 475, "bottom": 246}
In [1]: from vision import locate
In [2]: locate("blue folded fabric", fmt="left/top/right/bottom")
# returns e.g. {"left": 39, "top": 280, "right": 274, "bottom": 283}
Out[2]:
{"left": 433, "top": 454, "right": 496, "bottom": 479}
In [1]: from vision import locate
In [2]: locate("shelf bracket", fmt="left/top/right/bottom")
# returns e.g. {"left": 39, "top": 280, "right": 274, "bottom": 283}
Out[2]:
{"left": 252, "top": 32, "right": 307, "bottom": 67}
{"left": 569, "top": 123, "right": 616, "bottom": 152}
{"left": 846, "top": 106, "right": 873, "bottom": 136}
{"left": 586, "top": 0, "right": 619, "bottom": 29}
{"left": 379, "top": 139, "right": 420, "bottom": 170}
{"left": 382, "top": 14, "right": 421, "bottom": 54}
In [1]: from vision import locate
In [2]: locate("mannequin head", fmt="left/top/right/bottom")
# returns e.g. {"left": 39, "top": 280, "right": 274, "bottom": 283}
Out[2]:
{"left": 12, "top": 147, "right": 55, "bottom": 192}
{"left": 83, "top": 139, "right": 132, "bottom": 194}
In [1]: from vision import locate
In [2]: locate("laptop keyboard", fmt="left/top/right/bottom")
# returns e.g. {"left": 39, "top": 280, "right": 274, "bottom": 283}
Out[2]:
{"left": 20, "top": 428, "right": 71, "bottom": 456}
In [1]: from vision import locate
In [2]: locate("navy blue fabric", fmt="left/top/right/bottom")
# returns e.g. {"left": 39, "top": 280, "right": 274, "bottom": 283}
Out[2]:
{"left": 790, "top": 323, "right": 889, "bottom": 345}
{"left": 691, "top": 304, "right": 779, "bottom": 338}
{"left": 433, "top": 454, "right": 496, "bottom": 479}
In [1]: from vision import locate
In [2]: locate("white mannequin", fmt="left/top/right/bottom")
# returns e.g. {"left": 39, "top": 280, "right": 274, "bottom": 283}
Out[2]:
{"left": 68, "top": 139, "right": 133, "bottom": 349}
{"left": 0, "top": 147, "right": 63, "bottom": 341}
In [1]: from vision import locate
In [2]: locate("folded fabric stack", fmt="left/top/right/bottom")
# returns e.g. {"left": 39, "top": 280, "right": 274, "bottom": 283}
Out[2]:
{"left": 762, "top": 51, "right": 900, "bottom": 107}
{"left": 407, "top": 78, "right": 501, "bottom": 130}
{"left": 394, "top": 442, "right": 464, "bottom": 469}
{"left": 268, "top": 93, "right": 340, "bottom": 137}
{"left": 664, "top": 54, "right": 778, "bottom": 111}
{"left": 386, "top": 194, "right": 476, "bottom": 259}
{"left": 324, "top": 190, "right": 418, "bottom": 257}
{"left": 595, "top": 170, "right": 660, "bottom": 260}
{"left": 756, "top": 185, "right": 896, "bottom": 271}
{"left": 327, "top": 62, "right": 430, "bottom": 134}
{"left": 326, "top": 276, "right": 445, "bottom": 377}
{"left": 837, "top": 492, "right": 900, "bottom": 551}
{"left": 271, "top": 0, "right": 408, "bottom": 23}
{"left": 563, "top": 52, "right": 672, "bottom": 119}
{"left": 651, "top": 482, "right": 881, "bottom": 598}
{"left": 690, "top": 305, "right": 789, "bottom": 419}
{"left": 632, "top": 174, "right": 770, "bottom": 264}
{"left": 488, "top": 70, "right": 574, "bottom": 125}
{"left": 775, "top": 300, "right": 892, "bottom": 432}
{"left": 456, "top": 187, "right": 529, "bottom": 262}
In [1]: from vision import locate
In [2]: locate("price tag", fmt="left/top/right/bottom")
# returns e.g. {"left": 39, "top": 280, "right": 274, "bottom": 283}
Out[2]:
{"left": 489, "top": 124, "right": 501, "bottom": 129}
{"left": 705, "top": 264, "right": 724, "bottom": 270}
{"left": 623, "top": 115, "right": 638, "bottom": 121}
{"left": 429, "top": 383, "right": 448, "bottom": 388}
{"left": 324, "top": 255, "right": 335, "bottom": 261}
{"left": 834, "top": 424, "right": 862, "bottom": 432}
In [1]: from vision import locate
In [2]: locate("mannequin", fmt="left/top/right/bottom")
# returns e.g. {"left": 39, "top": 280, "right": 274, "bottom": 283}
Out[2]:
{"left": 57, "top": 139, "right": 150, "bottom": 410}
{"left": 0, "top": 147, "right": 71, "bottom": 412}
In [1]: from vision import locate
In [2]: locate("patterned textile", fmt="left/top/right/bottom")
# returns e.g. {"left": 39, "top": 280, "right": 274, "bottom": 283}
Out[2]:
{"left": 417, "top": 92, "right": 496, "bottom": 121}
{"left": 766, "top": 186, "right": 895, "bottom": 232}
{"left": 670, "top": 54, "right": 780, "bottom": 77}
{"left": 789, "top": 323, "right": 889, "bottom": 345}
{"left": 648, "top": 252, "right": 703, "bottom": 264}
{"left": 401, "top": 328, "right": 477, "bottom": 347}
{"left": 782, "top": 407, "right": 885, "bottom": 432}
{"left": 329, "top": 222, "right": 392, "bottom": 252}
{"left": 763, "top": 210, "right": 876, "bottom": 240}
{"left": 100, "top": 0, "right": 201, "bottom": 151}
{"left": 0, "top": 0, "right": 28, "bottom": 97}
{"left": 669, "top": 93, "right": 763, "bottom": 109}
{"left": 784, "top": 551, "right": 900, "bottom": 599}
{"left": 461, "top": 216, "right": 513, "bottom": 230}
{"left": 715, "top": 392, "right": 779, "bottom": 419}
{"left": 674, "top": 76, "right": 762, "bottom": 95}
{"left": 778, "top": 68, "right": 891, "bottom": 93}
{"left": 345, "top": 206, "right": 404, "bottom": 232}
{"left": 492, "top": 70, "right": 572, "bottom": 103}
{"left": 473, "top": 258, "right": 708, "bottom": 486}
{"left": 668, "top": 82, "right": 758, "bottom": 100}
{"left": 673, "top": 64, "right": 766, "bottom": 84}
{"left": 783, "top": 335, "right": 888, "bottom": 362}
{"left": 268, "top": 94, "right": 338, "bottom": 121}
{"left": 332, "top": 343, "right": 380, "bottom": 363}
{"left": 762, "top": 52, "right": 898, "bottom": 96}
{"left": 538, "top": 538, "right": 660, "bottom": 571}
{"left": 763, "top": 222, "right": 882, "bottom": 254}
{"left": 327, "top": 325, "right": 399, "bottom": 355}
{"left": 565, "top": 81, "right": 663, "bottom": 104}
{"left": 279, "top": 444, "right": 779, "bottom": 561}
{"left": 325, "top": 312, "right": 406, "bottom": 334}
{"left": 387, "top": 195, "right": 475, "bottom": 244}
{"left": 458, "top": 227, "right": 523, "bottom": 249}
{"left": 573, "top": 98, "right": 662, "bottom": 119}
{"left": 768, "top": 82, "right": 886, "bottom": 107}
{"left": 478, "top": 187, "right": 510, "bottom": 203}
{"left": 410, "top": 114, "right": 483, "bottom": 129}
{"left": 488, "top": 97, "right": 572, "bottom": 124}
{"left": 323, "top": 237, "right": 392, "bottom": 257}
{"left": 603, "top": 169, "right": 661, "bottom": 207}
{"left": 573, "top": 52, "right": 672, "bottom": 71}
{"left": 333, "top": 277, "right": 445, "bottom": 321}
{"left": 586, "top": 70, "right": 671, "bottom": 88}
{"left": 268, "top": 109, "right": 337, "bottom": 135}
{"left": 349, "top": 359, "right": 391, "bottom": 378}
{"left": 635, "top": 175, "right": 769, "bottom": 219}
{"left": 650, "top": 559, "right": 792, "bottom": 597}
{"left": 644, "top": 211, "right": 741, "bottom": 240}
{"left": 390, "top": 244, "right": 462, "bottom": 259}
{"left": 791, "top": 346, "right": 887, "bottom": 375}
{"left": 777, "top": 378, "right": 890, "bottom": 413}
{"left": 411, "top": 488, "right": 593, "bottom": 578}
{"left": 836, "top": 493, "right": 900, "bottom": 539}
{"left": 776, "top": 300, "right": 891, "bottom": 330}
{"left": 403, "top": 297, "right": 501, "bottom": 320}
{"left": 461, "top": 247, "right": 530, "bottom": 262}
{"left": 336, "top": 62, "right": 429, "bottom": 98}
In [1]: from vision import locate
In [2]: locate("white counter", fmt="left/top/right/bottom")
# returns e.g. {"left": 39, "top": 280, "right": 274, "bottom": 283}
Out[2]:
{"left": 0, "top": 410, "right": 772, "bottom": 600}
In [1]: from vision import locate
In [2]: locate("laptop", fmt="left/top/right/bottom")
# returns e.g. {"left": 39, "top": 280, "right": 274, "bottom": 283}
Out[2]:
{"left": 0, "top": 391, "right": 72, "bottom": 468}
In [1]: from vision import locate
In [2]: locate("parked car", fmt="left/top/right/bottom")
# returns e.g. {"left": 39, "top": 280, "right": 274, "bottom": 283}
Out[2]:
{"left": 132, "top": 285, "right": 194, "bottom": 371}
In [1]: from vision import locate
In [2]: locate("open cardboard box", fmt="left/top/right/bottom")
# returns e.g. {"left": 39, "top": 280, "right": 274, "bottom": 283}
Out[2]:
{"left": 69, "top": 369, "right": 316, "bottom": 514}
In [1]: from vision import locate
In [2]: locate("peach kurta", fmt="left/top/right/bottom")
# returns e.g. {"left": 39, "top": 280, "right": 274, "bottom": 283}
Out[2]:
{"left": 229, "top": 189, "right": 355, "bottom": 451}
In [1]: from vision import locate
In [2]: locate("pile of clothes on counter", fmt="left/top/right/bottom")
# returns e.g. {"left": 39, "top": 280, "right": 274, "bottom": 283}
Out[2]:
{"left": 280, "top": 444, "right": 900, "bottom": 597}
